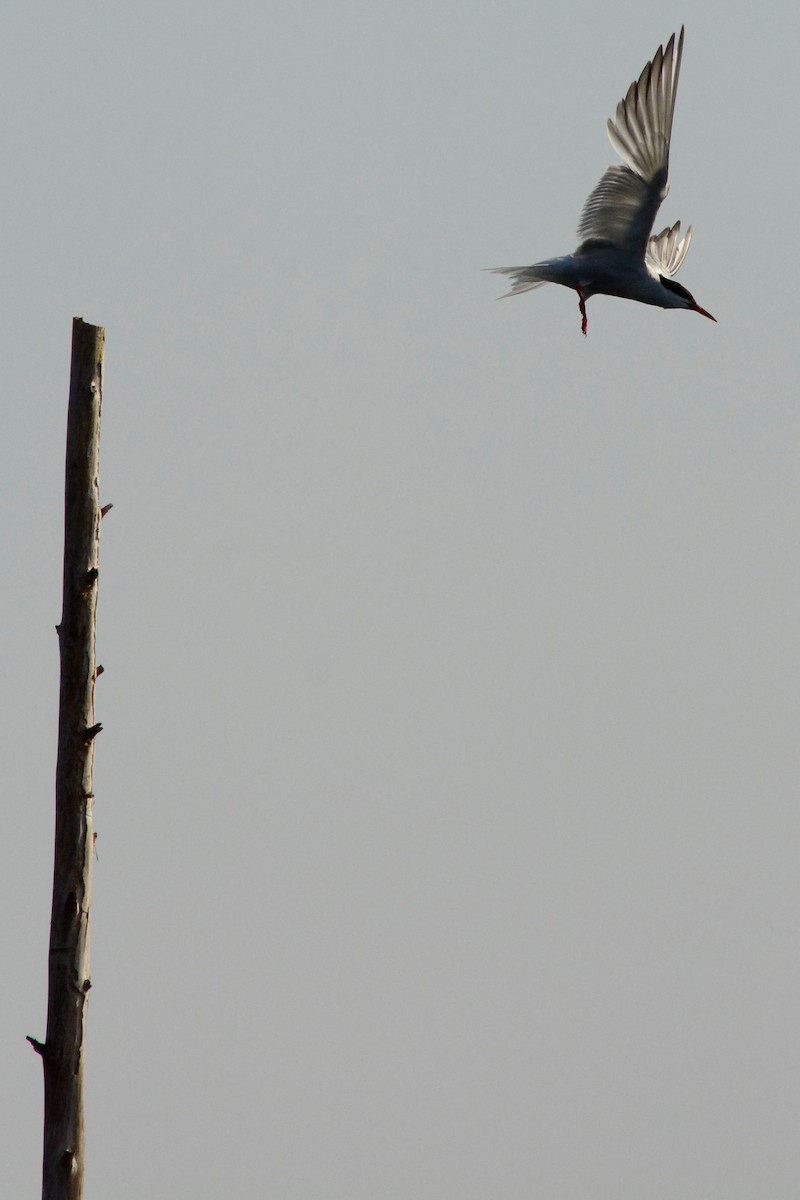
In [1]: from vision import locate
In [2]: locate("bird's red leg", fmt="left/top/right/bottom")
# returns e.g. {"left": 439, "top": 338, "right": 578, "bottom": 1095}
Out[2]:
{"left": 577, "top": 289, "right": 588, "bottom": 336}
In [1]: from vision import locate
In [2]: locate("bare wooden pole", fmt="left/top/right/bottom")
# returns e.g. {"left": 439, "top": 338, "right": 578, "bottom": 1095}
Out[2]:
{"left": 28, "top": 318, "right": 105, "bottom": 1200}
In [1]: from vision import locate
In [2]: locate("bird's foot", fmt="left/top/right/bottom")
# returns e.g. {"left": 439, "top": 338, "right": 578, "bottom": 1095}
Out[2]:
{"left": 577, "top": 291, "right": 588, "bottom": 336}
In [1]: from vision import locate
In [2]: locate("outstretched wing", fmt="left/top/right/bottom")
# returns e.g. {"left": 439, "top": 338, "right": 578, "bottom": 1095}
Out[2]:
{"left": 645, "top": 220, "right": 692, "bottom": 278}
{"left": 575, "top": 27, "right": 684, "bottom": 259}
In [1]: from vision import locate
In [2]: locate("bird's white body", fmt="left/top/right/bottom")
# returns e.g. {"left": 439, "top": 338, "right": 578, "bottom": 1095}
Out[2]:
{"left": 490, "top": 28, "right": 714, "bottom": 334}
{"left": 515, "top": 250, "right": 687, "bottom": 306}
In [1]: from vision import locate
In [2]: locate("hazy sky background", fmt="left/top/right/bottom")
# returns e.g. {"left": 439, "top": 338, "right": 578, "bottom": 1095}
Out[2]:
{"left": 3, "top": 2, "right": 799, "bottom": 1196}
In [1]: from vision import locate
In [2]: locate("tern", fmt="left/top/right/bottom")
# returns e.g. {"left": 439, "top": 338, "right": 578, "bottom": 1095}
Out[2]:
{"left": 489, "top": 27, "right": 715, "bottom": 335}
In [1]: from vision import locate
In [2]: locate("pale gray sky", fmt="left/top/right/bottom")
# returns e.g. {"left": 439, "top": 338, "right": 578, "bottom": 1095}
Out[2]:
{"left": 3, "top": 2, "right": 799, "bottom": 1196}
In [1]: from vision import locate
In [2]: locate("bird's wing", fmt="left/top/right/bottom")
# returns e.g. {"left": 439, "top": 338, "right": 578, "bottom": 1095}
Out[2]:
{"left": 645, "top": 220, "right": 692, "bottom": 277}
{"left": 575, "top": 27, "right": 684, "bottom": 259}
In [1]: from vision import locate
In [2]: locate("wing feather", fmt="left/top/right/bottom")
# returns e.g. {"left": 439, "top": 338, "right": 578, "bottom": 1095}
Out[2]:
{"left": 576, "top": 27, "right": 684, "bottom": 258}
{"left": 645, "top": 221, "right": 692, "bottom": 277}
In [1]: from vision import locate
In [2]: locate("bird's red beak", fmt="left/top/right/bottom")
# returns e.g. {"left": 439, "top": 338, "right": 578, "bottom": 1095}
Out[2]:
{"left": 692, "top": 302, "right": 716, "bottom": 322}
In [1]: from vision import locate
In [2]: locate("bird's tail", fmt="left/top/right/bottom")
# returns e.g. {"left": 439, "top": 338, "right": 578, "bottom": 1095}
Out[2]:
{"left": 485, "top": 265, "right": 551, "bottom": 299}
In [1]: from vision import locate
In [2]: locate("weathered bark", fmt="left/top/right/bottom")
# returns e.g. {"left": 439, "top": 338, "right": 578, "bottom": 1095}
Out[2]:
{"left": 29, "top": 318, "right": 105, "bottom": 1200}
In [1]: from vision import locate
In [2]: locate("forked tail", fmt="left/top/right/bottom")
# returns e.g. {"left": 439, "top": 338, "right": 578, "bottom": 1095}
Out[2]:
{"left": 486, "top": 265, "right": 551, "bottom": 299}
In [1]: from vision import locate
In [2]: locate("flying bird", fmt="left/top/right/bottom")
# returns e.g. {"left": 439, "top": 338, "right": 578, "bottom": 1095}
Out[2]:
{"left": 489, "top": 27, "right": 715, "bottom": 335}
